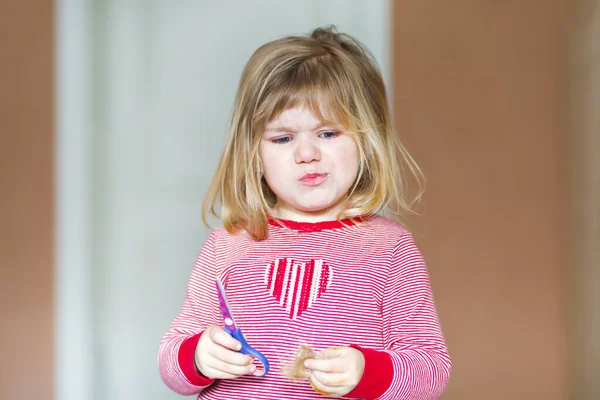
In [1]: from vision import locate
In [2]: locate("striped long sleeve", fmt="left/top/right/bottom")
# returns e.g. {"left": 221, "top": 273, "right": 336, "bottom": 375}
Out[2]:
{"left": 375, "top": 234, "right": 451, "bottom": 399}
{"left": 158, "top": 232, "right": 219, "bottom": 395}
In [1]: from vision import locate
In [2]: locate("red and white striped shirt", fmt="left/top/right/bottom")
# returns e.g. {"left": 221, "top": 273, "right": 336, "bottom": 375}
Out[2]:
{"left": 158, "top": 215, "right": 451, "bottom": 399}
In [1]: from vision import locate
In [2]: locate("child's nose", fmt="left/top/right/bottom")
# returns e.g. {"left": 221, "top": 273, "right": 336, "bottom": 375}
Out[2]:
{"left": 294, "top": 137, "right": 321, "bottom": 163}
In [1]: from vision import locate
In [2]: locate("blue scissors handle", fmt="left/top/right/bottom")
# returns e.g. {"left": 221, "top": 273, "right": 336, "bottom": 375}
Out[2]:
{"left": 224, "top": 327, "right": 270, "bottom": 376}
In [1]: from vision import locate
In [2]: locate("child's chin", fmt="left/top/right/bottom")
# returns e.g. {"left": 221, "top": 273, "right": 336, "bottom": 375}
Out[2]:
{"left": 296, "top": 202, "right": 337, "bottom": 214}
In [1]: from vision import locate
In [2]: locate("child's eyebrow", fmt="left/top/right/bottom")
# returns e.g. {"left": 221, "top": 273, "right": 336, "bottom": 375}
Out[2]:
{"left": 264, "top": 123, "right": 328, "bottom": 133}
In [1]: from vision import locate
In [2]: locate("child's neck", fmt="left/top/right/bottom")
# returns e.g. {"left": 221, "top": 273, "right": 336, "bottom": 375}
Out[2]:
{"left": 271, "top": 202, "right": 347, "bottom": 223}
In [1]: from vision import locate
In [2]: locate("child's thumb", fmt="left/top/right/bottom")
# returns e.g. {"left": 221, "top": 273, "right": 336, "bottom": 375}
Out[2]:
{"left": 317, "top": 346, "right": 345, "bottom": 359}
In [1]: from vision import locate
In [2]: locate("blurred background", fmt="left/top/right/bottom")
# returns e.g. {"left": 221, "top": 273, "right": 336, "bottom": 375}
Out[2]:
{"left": 1, "top": 0, "right": 598, "bottom": 399}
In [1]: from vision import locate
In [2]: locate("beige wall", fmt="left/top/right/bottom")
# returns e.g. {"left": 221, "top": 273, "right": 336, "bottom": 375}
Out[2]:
{"left": 0, "top": 1, "right": 55, "bottom": 400}
{"left": 392, "top": 1, "right": 571, "bottom": 399}
{"left": 570, "top": 1, "right": 600, "bottom": 399}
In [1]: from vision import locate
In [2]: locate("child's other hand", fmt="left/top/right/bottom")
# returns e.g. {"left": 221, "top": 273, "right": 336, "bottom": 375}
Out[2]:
{"left": 194, "top": 325, "right": 258, "bottom": 379}
{"left": 304, "top": 346, "right": 365, "bottom": 397}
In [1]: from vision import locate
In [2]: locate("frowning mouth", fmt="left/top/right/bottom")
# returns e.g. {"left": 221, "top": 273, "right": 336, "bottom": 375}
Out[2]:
{"left": 299, "top": 173, "right": 329, "bottom": 186}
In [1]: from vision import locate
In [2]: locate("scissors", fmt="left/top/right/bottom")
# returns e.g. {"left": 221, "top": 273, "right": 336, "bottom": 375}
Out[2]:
{"left": 216, "top": 278, "right": 270, "bottom": 376}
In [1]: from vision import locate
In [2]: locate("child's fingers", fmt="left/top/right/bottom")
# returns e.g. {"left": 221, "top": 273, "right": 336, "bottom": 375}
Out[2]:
{"left": 309, "top": 373, "right": 338, "bottom": 397}
{"left": 209, "top": 343, "right": 254, "bottom": 367}
{"left": 310, "top": 370, "right": 349, "bottom": 388}
{"left": 208, "top": 327, "right": 242, "bottom": 351}
{"left": 208, "top": 356, "right": 257, "bottom": 377}
{"left": 316, "top": 346, "right": 345, "bottom": 359}
{"left": 304, "top": 357, "right": 343, "bottom": 373}
{"left": 201, "top": 363, "right": 251, "bottom": 380}
{"left": 304, "top": 346, "right": 346, "bottom": 372}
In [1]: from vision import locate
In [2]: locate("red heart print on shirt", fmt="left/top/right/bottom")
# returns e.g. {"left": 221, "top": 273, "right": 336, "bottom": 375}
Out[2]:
{"left": 264, "top": 258, "right": 332, "bottom": 320}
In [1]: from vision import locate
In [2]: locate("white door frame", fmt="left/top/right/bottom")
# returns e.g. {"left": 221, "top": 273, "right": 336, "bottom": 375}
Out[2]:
{"left": 55, "top": 2, "right": 95, "bottom": 400}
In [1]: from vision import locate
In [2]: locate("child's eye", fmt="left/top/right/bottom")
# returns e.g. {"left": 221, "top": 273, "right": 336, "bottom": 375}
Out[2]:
{"left": 271, "top": 136, "right": 292, "bottom": 144}
{"left": 319, "top": 131, "right": 340, "bottom": 139}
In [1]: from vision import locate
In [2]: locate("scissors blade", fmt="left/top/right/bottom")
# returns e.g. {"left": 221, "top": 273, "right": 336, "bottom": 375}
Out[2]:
{"left": 216, "top": 278, "right": 237, "bottom": 331}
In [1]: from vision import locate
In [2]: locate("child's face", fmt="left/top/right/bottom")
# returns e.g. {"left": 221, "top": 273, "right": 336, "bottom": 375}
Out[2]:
{"left": 259, "top": 106, "right": 360, "bottom": 221}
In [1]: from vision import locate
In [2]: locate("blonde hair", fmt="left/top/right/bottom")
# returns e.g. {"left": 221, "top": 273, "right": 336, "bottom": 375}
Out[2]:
{"left": 202, "top": 26, "right": 423, "bottom": 240}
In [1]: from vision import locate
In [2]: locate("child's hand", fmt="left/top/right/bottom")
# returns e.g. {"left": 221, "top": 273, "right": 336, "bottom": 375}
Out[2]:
{"left": 194, "top": 325, "right": 259, "bottom": 379}
{"left": 304, "top": 346, "right": 365, "bottom": 397}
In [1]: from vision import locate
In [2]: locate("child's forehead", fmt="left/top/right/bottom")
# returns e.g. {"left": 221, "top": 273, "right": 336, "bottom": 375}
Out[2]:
{"left": 265, "top": 106, "right": 343, "bottom": 130}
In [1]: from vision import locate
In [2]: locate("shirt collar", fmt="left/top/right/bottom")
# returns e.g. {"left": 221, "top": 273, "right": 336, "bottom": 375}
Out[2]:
{"left": 267, "top": 215, "right": 369, "bottom": 232}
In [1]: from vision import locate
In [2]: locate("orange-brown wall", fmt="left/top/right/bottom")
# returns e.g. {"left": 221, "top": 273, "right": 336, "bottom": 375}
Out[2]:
{"left": 0, "top": 2, "right": 55, "bottom": 400}
{"left": 570, "top": 1, "right": 600, "bottom": 398}
{"left": 392, "top": 2, "right": 570, "bottom": 399}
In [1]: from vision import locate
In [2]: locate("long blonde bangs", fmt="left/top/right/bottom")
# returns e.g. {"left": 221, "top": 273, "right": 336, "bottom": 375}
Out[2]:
{"left": 202, "top": 26, "right": 423, "bottom": 240}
